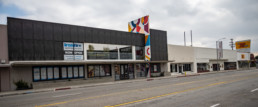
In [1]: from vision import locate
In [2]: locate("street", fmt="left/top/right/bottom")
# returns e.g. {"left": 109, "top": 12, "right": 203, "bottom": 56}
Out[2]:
{"left": 1, "top": 70, "right": 258, "bottom": 107}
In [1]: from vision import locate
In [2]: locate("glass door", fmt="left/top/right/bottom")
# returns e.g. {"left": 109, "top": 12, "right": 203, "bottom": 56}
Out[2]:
{"left": 120, "top": 64, "right": 129, "bottom": 80}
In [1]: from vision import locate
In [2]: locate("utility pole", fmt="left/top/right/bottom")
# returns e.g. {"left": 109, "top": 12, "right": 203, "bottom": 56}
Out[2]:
{"left": 229, "top": 38, "right": 235, "bottom": 50}
{"left": 184, "top": 31, "right": 186, "bottom": 46}
{"left": 190, "top": 30, "right": 193, "bottom": 47}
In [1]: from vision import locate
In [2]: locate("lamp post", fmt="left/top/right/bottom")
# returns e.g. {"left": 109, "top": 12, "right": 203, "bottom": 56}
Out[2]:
{"left": 216, "top": 38, "right": 226, "bottom": 71}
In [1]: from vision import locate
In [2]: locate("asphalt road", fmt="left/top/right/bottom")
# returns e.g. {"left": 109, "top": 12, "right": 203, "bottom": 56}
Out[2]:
{"left": 1, "top": 70, "right": 258, "bottom": 107}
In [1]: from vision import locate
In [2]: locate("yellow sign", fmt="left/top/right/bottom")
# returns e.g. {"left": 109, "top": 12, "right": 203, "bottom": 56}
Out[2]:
{"left": 235, "top": 40, "right": 251, "bottom": 53}
{"left": 235, "top": 40, "right": 250, "bottom": 49}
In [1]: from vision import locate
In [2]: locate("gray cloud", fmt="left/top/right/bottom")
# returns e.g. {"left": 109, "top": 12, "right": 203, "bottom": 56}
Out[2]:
{"left": 1, "top": 0, "right": 257, "bottom": 52}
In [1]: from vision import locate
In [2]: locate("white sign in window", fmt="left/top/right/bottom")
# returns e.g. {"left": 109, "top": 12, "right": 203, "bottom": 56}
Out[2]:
{"left": 64, "top": 55, "right": 74, "bottom": 60}
{"left": 79, "top": 66, "right": 84, "bottom": 78}
{"left": 100, "top": 65, "right": 105, "bottom": 76}
{"left": 74, "top": 43, "right": 84, "bottom": 51}
{"left": 154, "top": 65, "right": 157, "bottom": 72}
{"left": 63, "top": 42, "right": 74, "bottom": 51}
{"left": 74, "top": 55, "right": 83, "bottom": 60}
{"left": 47, "top": 67, "right": 53, "bottom": 80}
{"left": 41, "top": 67, "right": 47, "bottom": 80}
{"left": 33, "top": 67, "right": 40, "bottom": 81}
{"left": 73, "top": 66, "right": 79, "bottom": 78}
{"left": 61, "top": 67, "right": 67, "bottom": 78}
{"left": 54, "top": 67, "right": 59, "bottom": 79}
{"left": 68, "top": 66, "right": 73, "bottom": 78}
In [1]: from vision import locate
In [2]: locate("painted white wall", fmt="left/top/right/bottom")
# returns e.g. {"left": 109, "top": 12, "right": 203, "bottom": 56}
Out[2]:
{"left": 167, "top": 44, "right": 238, "bottom": 73}
{"left": 237, "top": 52, "right": 250, "bottom": 61}
{"left": 168, "top": 45, "right": 195, "bottom": 62}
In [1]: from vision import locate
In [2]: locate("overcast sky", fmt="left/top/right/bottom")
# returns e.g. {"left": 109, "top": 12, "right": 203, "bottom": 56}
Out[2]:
{"left": 1, "top": 0, "right": 257, "bottom": 52}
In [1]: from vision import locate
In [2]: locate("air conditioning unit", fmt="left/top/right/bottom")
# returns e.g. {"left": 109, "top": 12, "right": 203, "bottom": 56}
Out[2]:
{"left": 1, "top": 59, "right": 6, "bottom": 64}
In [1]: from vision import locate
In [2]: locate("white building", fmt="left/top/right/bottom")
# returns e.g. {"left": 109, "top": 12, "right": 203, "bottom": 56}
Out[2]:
{"left": 168, "top": 44, "right": 238, "bottom": 74}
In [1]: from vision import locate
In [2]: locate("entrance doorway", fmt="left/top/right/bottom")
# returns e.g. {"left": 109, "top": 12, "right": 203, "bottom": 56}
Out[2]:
{"left": 120, "top": 64, "right": 129, "bottom": 80}
{"left": 213, "top": 64, "right": 220, "bottom": 71}
{"left": 179, "top": 66, "right": 182, "bottom": 73}
{"left": 119, "top": 64, "right": 134, "bottom": 80}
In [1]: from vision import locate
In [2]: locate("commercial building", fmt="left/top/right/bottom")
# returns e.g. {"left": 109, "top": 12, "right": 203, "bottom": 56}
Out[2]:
{"left": 0, "top": 17, "right": 169, "bottom": 91}
{"left": 168, "top": 44, "right": 238, "bottom": 74}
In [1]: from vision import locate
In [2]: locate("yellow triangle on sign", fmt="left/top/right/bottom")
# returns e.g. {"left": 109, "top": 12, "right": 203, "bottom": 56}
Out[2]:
{"left": 128, "top": 24, "right": 132, "bottom": 32}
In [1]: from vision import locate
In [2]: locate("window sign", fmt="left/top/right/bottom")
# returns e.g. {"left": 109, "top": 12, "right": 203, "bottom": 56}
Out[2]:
{"left": 73, "top": 66, "right": 79, "bottom": 78}
{"left": 154, "top": 65, "right": 157, "bottom": 72}
{"left": 54, "top": 67, "right": 60, "bottom": 79}
{"left": 63, "top": 42, "right": 74, "bottom": 51}
{"left": 41, "top": 67, "right": 47, "bottom": 80}
{"left": 95, "top": 66, "right": 100, "bottom": 77}
{"left": 61, "top": 67, "right": 67, "bottom": 79}
{"left": 33, "top": 67, "right": 40, "bottom": 81}
{"left": 47, "top": 67, "right": 53, "bottom": 80}
{"left": 64, "top": 55, "right": 74, "bottom": 60}
{"left": 100, "top": 65, "right": 105, "bottom": 76}
{"left": 74, "top": 55, "right": 83, "bottom": 60}
{"left": 74, "top": 43, "right": 84, "bottom": 51}
{"left": 68, "top": 66, "right": 73, "bottom": 78}
{"left": 79, "top": 66, "right": 84, "bottom": 78}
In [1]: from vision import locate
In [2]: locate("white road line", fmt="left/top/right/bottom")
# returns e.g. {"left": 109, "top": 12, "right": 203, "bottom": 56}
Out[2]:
{"left": 52, "top": 93, "right": 82, "bottom": 98}
{"left": 210, "top": 103, "right": 220, "bottom": 107}
{"left": 251, "top": 88, "right": 258, "bottom": 92}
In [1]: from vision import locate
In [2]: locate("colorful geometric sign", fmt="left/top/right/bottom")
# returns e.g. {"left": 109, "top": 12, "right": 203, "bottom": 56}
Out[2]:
{"left": 128, "top": 15, "right": 151, "bottom": 61}
{"left": 235, "top": 40, "right": 251, "bottom": 53}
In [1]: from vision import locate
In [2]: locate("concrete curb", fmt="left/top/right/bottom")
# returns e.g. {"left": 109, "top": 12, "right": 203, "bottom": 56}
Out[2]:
{"left": 1, "top": 69, "right": 257, "bottom": 97}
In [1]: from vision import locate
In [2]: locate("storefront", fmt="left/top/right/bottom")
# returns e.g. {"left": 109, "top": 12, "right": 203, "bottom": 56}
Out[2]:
{"left": 170, "top": 63, "right": 192, "bottom": 73}
{"left": 0, "top": 17, "right": 168, "bottom": 91}
{"left": 224, "top": 62, "right": 237, "bottom": 70}
{"left": 197, "top": 63, "right": 209, "bottom": 73}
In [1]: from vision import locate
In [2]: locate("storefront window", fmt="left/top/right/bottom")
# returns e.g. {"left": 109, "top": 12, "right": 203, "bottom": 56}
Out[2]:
{"left": 224, "top": 62, "right": 237, "bottom": 70}
{"left": 197, "top": 63, "right": 209, "bottom": 73}
{"left": 151, "top": 64, "right": 161, "bottom": 73}
{"left": 136, "top": 64, "right": 147, "bottom": 77}
{"left": 115, "top": 64, "right": 135, "bottom": 80}
{"left": 33, "top": 65, "right": 84, "bottom": 82}
{"left": 120, "top": 47, "right": 132, "bottom": 59}
{"left": 87, "top": 65, "right": 111, "bottom": 78}
{"left": 135, "top": 46, "right": 145, "bottom": 60}
{"left": 86, "top": 43, "right": 133, "bottom": 60}
{"left": 183, "top": 64, "right": 191, "bottom": 71}
{"left": 47, "top": 67, "right": 53, "bottom": 80}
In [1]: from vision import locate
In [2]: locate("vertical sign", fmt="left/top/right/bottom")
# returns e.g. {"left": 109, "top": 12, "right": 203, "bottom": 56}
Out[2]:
{"left": 218, "top": 41, "right": 223, "bottom": 59}
{"left": 63, "top": 42, "right": 84, "bottom": 60}
{"left": 128, "top": 15, "right": 151, "bottom": 61}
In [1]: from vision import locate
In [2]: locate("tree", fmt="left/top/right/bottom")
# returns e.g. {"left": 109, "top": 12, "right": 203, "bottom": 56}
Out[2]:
{"left": 255, "top": 56, "right": 258, "bottom": 59}
{"left": 88, "top": 45, "right": 94, "bottom": 52}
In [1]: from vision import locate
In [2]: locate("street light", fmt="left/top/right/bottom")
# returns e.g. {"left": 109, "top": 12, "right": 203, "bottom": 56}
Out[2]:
{"left": 216, "top": 38, "right": 226, "bottom": 71}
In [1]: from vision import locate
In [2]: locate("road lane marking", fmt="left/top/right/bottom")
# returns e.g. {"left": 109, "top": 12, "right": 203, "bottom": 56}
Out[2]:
{"left": 251, "top": 88, "right": 258, "bottom": 92}
{"left": 210, "top": 103, "right": 220, "bottom": 107}
{"left": 52, "top": 93, "right": 82, "bottom": 98}
{"left": 106, "top": 75, "right": 258, "bottom": 107}
{"left": 35, "top": 72, "right": 258, "bottom": 107}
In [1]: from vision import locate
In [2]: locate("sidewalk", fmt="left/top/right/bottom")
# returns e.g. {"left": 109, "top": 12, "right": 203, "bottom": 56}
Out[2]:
{"left": 0, "top": 69, "right": 256, "bottom": 97}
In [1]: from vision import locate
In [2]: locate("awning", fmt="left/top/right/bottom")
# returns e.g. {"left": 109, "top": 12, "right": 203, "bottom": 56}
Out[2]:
{"left": 10, "top": 60, "right": 174, "bottom": 66}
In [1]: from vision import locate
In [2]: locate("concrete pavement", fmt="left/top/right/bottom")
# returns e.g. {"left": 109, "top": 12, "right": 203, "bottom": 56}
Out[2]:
{"left": 0, "top": 69, "right": 257, "bottom": 107}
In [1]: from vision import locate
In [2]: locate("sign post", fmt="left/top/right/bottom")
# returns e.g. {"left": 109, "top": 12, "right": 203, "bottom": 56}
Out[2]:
{"left": 128, "top": 15, "right": 151, "bottom": 78}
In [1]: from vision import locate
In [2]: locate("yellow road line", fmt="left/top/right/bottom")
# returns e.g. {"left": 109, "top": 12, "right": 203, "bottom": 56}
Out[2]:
{"left": 35, "top": 72, "right": 258, "bottom": 107}
{"left": 106, "top": 75, "right": 258, "bottom": 107}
